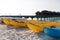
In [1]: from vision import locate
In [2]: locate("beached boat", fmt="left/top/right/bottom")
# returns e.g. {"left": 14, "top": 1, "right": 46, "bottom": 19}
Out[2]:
{"left": 27, "top": 20, "right": 57, "bottom": 33}
{"left": 26, "top": 20, "right": 57, "bottom": 28}
{"left": 44, "top": 28, "right": 60, "bottom": 38}
{"left": 2, "top": 18, "right": 11, "bottom": 26}
{"left": 9, "top": 20, "right": 27, "bottom": 28}
{"left": 2, "top": 18, "right": 27, "bottom": 28}
{"left": 44, "top": 22, "right": 57, "bottom": 28}
{"left": 55, "top": 22, "right": 60, "bottom": 28}
{"left": 27, "top": 22, "right": 44, "bottom": 33}
{"left": 44, "top": 22, "right": 60, "bottom": 28}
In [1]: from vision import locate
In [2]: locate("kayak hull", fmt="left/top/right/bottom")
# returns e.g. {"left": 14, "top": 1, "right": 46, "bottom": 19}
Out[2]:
{"left": 9, "top": 20, "right": 27, "bottom": 28}
{"left": 2, "top": 18, "right": 11, "bottom": 26}
{"left": 44, "top": 28, "right": 60, "bottom": 38}
{"left": 27, "top": 23, "right": 44, "bottom": 33}
{"left": 2, "top": 18, "right": 27, "bottom": 28}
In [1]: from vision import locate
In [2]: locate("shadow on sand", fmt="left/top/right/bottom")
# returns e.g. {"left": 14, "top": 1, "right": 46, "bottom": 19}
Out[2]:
{"left": 7, "top": 26, "right": 29, "bottom": 31}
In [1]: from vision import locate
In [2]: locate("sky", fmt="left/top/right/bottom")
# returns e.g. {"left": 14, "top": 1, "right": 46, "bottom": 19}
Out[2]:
{"left": 0, "top": 0, "right": 60, "bottom": 15}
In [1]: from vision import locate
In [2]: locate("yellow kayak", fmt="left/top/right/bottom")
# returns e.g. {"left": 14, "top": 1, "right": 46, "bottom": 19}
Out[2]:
{"left": 54, "top": 22, "right": 60, "bottom": 28}
{"left": 26, "top": 20, "right": 52, "bottom": 28}
{"left": 2, "top": 18, "right": 11, "bottom": 26}
{"left": 44, "top": 22, "right": 57, "bottom": 28}
{"left": 27, "top": 22, "right": 44, "bottom": 33}
{"left": 9, "top": 20, "right": 27, "bottom": 28}
{"left": 44, "top": 22, "right": 60, "bottom": 28}
{"left": 26, "top": 20, "right": 45, "bottom": 25}
{"left": 2, "top": 18, "right": 27, "bottom": 28}
{"left": 27, "top": 21, "right": 59, "bottom": 33}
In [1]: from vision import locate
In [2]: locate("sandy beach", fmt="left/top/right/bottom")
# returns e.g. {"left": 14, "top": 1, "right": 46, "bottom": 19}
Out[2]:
{"left": 0, "top": 24, "right": 60, "bottom": 40}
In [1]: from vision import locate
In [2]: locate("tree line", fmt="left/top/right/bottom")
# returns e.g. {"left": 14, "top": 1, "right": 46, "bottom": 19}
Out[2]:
{"left": 36, "top": 10, "right": 60, "bottom": 17}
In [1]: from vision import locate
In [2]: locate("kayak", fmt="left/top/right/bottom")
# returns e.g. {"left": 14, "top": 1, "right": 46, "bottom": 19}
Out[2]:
{"left": 44, "top": 22, "right": 57, "bottom": 28}
{"left": 27, "top": 22, "right": 44, "bottom": 33}
{"left": 26, "top": 20, "right": 57, "bottom": 28}
{"left": 2, "top": 18, "right": 11, "bottom": 26}
{"left": 55, "top": 22, "right": 60, "bottom": 28}
{"left": 9, "top": 20, "right": 27, "bottom": 28}
{"left": 44, "top": 28, "right": 60, "bottom": 38}
{"left": 2, "top": 18, "right": 27, "bottom": 28}
{"left": 26, "top": 21, "right": 57, "bottom": 33}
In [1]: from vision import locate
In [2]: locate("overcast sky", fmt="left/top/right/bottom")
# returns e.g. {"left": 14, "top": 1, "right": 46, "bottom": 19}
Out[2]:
{"left": 0, "top": 0, "right": 60, "bottom": 15}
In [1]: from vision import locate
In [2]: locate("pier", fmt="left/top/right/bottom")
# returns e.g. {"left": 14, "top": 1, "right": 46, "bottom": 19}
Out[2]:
{"left": 0, "top": 10, "right": 60, "bottom": 21}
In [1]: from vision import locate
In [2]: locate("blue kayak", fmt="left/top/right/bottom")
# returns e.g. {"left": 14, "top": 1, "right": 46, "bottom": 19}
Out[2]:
{"left": 44, "top": 28, "right": 60, "bottom": 38}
